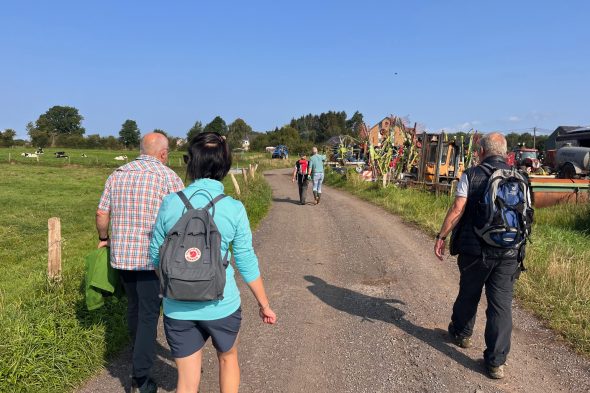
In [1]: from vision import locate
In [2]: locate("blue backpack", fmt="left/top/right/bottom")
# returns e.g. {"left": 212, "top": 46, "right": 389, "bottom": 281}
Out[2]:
{"left": 474, "top": 163, "right": 534, "bottom": 249}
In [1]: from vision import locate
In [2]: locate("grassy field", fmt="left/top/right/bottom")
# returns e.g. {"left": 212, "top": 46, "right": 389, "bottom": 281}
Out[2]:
{"left": 0, "top": 149, "right": 278, "bottom": 393}
{"left": 325, "top": 169, "right": 590, "bottom": 357}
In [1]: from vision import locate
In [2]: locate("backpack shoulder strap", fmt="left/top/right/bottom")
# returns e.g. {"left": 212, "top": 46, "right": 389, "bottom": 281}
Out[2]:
{"left": 203, "top": 194, "right": 227, "bottom": 217}
{"left": 479, "top": 162, "right": 495, "bottom": 177}
{"left": 177, "top": 191, "right": 194, "bottom": 210}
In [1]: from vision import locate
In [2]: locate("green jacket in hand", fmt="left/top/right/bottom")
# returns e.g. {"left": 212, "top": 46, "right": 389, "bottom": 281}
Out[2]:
{"left": 85, "top": 247, "right": 121, "bottom": 310}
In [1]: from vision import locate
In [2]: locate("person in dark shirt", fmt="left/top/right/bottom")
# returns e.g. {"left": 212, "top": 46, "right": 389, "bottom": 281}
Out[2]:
{"left": 292, "top": 153, "right": 310, "bottom": 205}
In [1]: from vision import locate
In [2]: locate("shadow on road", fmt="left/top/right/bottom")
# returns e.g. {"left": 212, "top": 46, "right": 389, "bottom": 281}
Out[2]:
{"left": 272, "top": 197, "right": 304, "bottom": 205}
{"left": 303, "top": 275, "right": 483, "bottom": 375}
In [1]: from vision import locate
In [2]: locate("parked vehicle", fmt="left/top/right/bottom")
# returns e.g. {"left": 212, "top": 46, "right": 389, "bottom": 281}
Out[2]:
{"left": 271, "top": 145, "right": 289, "bottom": 159}
{"left": 506, "top": 145, "right": 541, "bottom": 173}
{"left": 556, "top": 146, "right": 590, "bottom": 179}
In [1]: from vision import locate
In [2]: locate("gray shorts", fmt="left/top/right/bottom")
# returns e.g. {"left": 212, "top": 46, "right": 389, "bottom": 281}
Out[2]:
{"left": 164, "top": 308, "right": 242, "bottom": 358}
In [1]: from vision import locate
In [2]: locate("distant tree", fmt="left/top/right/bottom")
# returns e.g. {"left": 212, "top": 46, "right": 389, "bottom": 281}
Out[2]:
{"left": 119, "top": 120, "right": 141, "bottom": 149}
{"left": 35, "top": 105, "right": 85, "bottom": 146}
{"left": 103, "top": 135, "right": 122, "bottom": 150}
{"left": 227, "top": 118, "right": 253, "bottom": 150}
{"left": 85, "top": 134, "right": 102, "bottom": 149}
{"left": 1, "top": 129, "right": 16, "bottom": 147}
{"left": 187, "top": 120, "right": 203, "bottom": 142}
{"left": 204, "top": 116, "right": 228, "bottom": 136}
{"left": 345, "top": 111, "right": 364, "bottom": 137}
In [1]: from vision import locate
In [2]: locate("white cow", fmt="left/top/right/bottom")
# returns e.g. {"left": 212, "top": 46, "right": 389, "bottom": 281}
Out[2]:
{"left": 265, "top": 146, "right": 275, "bottom": 153}
{"left": 114, "top": 155, "right": 128, "bottom": 161}
{"left": 21, "top": 152, "right": 39, "bottom": 158}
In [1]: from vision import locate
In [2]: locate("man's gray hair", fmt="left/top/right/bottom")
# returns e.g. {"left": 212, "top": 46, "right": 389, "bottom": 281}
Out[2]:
{"left": 480, "top": 132, "right": 507, "bottom": 157}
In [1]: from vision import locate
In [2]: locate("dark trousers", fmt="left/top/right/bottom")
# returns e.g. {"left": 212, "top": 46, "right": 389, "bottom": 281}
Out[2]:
{"left": 451, "top": 254, "right": 519, "bottom": 367}
{"left": 118, "top": 269, "right": 161, "bottom": 380}
{"left": 297, "top": 175, "right": 309, "bottom": 204}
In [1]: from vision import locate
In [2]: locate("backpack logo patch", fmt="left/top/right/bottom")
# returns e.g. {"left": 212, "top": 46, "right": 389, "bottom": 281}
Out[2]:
{"left": 185, "top": 247, "right": 201, "bottom": 262}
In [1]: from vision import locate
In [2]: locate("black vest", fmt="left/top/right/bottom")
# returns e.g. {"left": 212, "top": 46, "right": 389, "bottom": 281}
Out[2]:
{"left": 450, "top": 156, "right": 514, "bottom": 257}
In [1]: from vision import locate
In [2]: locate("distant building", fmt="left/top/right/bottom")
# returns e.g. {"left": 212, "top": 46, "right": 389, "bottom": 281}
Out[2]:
{"left": 176, "top": 138, "right": 186, "bottom": 147}
{"left": 546, "top": 126, "right": 583, "bottom": 150}
{"left": 242, "top": 138, "right": 250, "bottom": 151}
{"left": 367, "top": 116, "right": 410, "bottom": 146}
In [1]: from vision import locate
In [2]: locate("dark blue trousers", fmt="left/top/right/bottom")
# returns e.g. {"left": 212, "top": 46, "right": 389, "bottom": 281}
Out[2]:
{"left": 451, "top": 254, "right": 520, "bottom": 367}
{"left": 118, "top": 269, "right": 161, "bottom": 381}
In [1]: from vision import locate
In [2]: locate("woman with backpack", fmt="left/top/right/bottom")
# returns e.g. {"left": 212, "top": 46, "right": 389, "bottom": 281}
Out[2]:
{"left": 149, "top": 132, "right": 277, "bottom": 393}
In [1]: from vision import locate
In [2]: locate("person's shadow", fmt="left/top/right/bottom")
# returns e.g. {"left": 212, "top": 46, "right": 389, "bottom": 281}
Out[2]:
{"left": 303, "top": 275, "right": 484, "bottom": 374}
{"left": 76, "top": 289, "right": 177, "bottom": 392}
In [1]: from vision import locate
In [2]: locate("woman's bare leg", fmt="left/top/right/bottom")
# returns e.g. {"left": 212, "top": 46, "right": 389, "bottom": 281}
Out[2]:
{"left": 175, "top": 349, "right": 203, "bottom": 393}
{"left": 218, "top": 343, "right": 240, "bottom": 393}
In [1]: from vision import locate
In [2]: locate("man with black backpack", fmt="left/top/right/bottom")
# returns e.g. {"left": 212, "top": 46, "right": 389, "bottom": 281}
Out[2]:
{"left": 433, "top": 132, "right": 533, "bottom": 380}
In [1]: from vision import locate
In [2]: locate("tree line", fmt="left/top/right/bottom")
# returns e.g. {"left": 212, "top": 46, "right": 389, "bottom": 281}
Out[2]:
{"left": 0, "top": 105, "right": 552, "bottom": 153}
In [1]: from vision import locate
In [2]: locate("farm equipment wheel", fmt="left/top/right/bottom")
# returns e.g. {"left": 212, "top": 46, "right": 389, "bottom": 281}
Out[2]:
{"left": 559, "top": 162, "right": 577, "bottom": 179}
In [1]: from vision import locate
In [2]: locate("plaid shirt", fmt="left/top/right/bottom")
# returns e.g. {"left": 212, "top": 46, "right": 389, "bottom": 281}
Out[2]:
{"left": 98, "top": 155, "right": 184, "bottom": 270}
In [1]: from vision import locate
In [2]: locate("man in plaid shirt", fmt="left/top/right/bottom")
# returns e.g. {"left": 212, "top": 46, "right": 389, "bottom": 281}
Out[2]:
{"left": 96, "top": 132, "right": 184, "bottom": 393}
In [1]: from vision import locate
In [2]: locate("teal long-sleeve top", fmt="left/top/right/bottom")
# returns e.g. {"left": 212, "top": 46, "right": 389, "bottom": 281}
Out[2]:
{"left": 149, "top": 178, "right": 260, "bottom": 321}
{"left": 308, "top": 153, "right": 326, "bottom": 174}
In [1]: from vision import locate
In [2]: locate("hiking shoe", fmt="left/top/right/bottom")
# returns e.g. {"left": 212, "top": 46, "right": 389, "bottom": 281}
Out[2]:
{"left": 486, "top": 364, "right": 505, "bottom": 379}
{"left": 131, "top": 378, "right": 158, "bottom": 393}
{"left": 448, "top": 322, "right": 472, "bottom": 349}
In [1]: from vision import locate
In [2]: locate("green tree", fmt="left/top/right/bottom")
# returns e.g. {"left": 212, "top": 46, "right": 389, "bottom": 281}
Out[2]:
{"left": 346, "top": 111, "right": 364, "bottom": 137}
{"left": 35, "top": 105, "right": 85, "bottom": 146}
{"left": 85, "top": 134, "right": 102, "bottom": 149}
{"left": 119, "top": 120, "right": 141, "bottom": 149}
{"left": 1, "top": 129, "right": 16, "bottom": 147}
{"left": 204, "top": 116, "right": 228, "bottom": 135}
{"left": 187, "top": 120, "right": 203, "bottom": 142}
{"left": 227, "top": 118, "right": 253, "bottom": 150}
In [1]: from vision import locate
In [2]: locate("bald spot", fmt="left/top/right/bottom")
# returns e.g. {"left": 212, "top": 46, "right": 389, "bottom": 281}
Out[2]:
{"left": 141, "top": 133, "right": 169, "bottom": 156}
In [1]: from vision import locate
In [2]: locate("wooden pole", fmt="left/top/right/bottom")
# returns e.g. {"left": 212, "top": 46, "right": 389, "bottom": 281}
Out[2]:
{"left": 48, "top": 217, "right": 62, "bottom": 281}
{"left": 229, "top": 173, "right": 241, "bottom": 196}
{"left": 8, "top": 152, "right": 11, "bottom": 162}
{"left": 249, "top": 163, "right": 255, "bottom": 179}
{"left": 241, "top": 168, "right": 249, "bottom": 185}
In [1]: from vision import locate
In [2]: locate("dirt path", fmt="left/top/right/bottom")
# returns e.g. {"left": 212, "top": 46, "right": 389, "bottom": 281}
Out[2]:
{"left": 79, "top": 168, "right": 590, "bottom": 393}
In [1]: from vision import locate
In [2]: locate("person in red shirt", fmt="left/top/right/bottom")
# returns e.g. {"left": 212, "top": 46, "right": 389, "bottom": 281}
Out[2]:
{"left": 292, "top": 153, "right": 310, "bottom": 205}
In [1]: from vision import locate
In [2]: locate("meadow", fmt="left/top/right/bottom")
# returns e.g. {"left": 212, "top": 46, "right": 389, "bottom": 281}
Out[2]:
{"left": 325, "top": 169, "right": 590, "bottom": 357}
{"left": 0, "top": 148, "right": 282, "bottom": 392}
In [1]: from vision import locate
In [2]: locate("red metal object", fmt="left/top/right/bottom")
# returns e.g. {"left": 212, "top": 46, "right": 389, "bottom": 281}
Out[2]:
{"left": 530, "top": 177, "right": 590, "bottom": 208}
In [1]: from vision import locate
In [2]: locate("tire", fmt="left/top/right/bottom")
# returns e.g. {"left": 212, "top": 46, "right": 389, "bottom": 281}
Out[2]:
{"left": 559, "top": 162, "right": 577, "bottom": 179}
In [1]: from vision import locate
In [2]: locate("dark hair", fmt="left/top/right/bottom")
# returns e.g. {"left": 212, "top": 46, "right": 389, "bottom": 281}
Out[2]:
{"left": 185, "top": 132, "right": 232, "bottom": 181}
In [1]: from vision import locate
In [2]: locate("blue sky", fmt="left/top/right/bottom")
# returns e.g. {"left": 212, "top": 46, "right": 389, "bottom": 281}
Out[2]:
{"left": 1, "top": 1, "right": 588, "bottom": 139}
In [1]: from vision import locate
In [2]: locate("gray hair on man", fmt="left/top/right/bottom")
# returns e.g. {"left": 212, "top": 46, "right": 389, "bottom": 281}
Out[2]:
{"left": 480, "top": 132, "right": 507, "bottom": 157}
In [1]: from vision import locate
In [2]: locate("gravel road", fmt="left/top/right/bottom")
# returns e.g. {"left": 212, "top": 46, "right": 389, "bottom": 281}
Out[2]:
{"left": 79, "top": 168, "right": 590, "bottom": 393}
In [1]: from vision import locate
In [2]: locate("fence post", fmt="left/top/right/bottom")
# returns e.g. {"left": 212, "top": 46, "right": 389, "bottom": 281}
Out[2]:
{"left": 48, "top": 217, "right": 62, "bottom": 281}
{"left": 229, "top": 173, "right": 241, "bottom": 196}
{"left": 241, "top": 168, "right": 249, "bottom": 185}
{"left": 8, "top": 152, "right": 11, "bottom": 162}
{"left": 249, "top": 164, "right": 255, "bottom": 179}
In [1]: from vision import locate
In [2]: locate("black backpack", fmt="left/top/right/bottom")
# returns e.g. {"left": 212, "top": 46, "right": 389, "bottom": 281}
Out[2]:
{"left": 474, "top": 163, "right": 534, "bottom": 249}
{"left": 158, "top": 190, "right": 229, "bottom": 302}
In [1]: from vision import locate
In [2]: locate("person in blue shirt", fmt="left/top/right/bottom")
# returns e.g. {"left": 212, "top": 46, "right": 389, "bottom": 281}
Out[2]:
{"left": 150, "top": 132, "right": 276, "bottom": 393}
{"left": 308, "top": 146, "right": 327, "bottom": 204}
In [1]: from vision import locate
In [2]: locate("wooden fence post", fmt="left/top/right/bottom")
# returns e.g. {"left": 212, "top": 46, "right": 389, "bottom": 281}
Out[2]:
{"left": 48, "top": 217, "right": 62, "bottom": 281}
{"left": 229, "top": 173, "right": 241, "bottom": 196}
{"left": 241, "top": 168, "right": 249, "bottom": 185}
{"left": 249, "top": 164, "right": 255, "bottom": 179}
{"left": 8, "top": 152, "right": 11, "bottom": 162}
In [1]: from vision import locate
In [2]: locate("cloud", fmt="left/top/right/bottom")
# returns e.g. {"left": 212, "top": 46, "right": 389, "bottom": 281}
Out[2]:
{"left": 508, "top": 115, "right": 521, "bottom": 122}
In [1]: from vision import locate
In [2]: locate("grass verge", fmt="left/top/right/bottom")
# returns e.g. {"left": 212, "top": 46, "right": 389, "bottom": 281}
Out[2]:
{"left": 324, "top": 168, "right": 590, "bottom": 356}
{"left": 0, "top": 161, "right": 271, "bottom": 393}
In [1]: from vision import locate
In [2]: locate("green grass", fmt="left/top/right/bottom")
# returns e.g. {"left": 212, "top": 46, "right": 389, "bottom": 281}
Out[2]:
{"left": 0, "top": 157, "right": 272, "bottom": 393}
{"left": 325, "top": 168, "right": 590, "bottom": 356}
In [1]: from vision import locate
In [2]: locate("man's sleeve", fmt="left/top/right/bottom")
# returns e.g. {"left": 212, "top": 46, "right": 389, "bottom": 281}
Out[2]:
{"left": 168, "top": 172, "right": 185, "bottom": 193}
{"left": 97, "top": 175, "right": 113, "bottom": 212}
{"left": 455, "top": 173, "right": 469, "bottom": 198}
